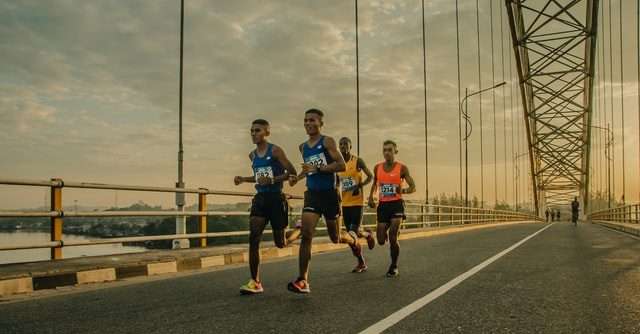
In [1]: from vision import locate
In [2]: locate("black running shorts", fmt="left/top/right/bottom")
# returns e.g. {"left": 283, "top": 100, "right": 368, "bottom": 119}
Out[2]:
{"left": 342, "top": 206, "right": 363, "bottom": 232}
{"left": 377, "top": 199, "right": 406, "bottom": 224}
{"left": 303, "top": 190, "right": 341, "bottom": 220}
{"left": 250, "top": 192, "right": 289, "bottom": 230}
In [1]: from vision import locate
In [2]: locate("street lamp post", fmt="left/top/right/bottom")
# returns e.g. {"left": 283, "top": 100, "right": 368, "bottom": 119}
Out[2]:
{"left": 174, "top": 0, "right": 188, "bottom": 249}
{"left": 460, "top": 82, "right": 506, "bottom": 208}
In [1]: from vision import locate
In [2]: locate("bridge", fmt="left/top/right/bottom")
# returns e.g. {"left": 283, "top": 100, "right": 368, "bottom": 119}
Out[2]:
{"left": 1, "top": 0, "right": 640, "bottom": 333}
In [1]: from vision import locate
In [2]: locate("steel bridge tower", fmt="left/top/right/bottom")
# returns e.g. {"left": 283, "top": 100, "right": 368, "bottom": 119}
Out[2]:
{"left": 505, "top": 0, "right": 599, "bottom": 215}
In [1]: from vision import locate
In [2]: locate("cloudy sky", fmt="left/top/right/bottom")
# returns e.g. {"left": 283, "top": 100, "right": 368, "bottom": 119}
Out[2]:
{"left": 1, "top": 0, "right": 638, "bottom": 210}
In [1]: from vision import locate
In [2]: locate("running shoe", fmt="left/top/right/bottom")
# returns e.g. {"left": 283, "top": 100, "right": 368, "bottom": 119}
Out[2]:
{"left": 351, "top": 263, "right": 368, "bottom": 273}
{"left": 364, "top": 228, "right": 375, "bottom": 250}
{"left": 386, "top": 266, "right": 399, "bottom": 278}
{"left": 287, "top": 278, "right": 310, "bottom": 294}
{"left": 240, "top": 279, "right": 264, "bottom": 294}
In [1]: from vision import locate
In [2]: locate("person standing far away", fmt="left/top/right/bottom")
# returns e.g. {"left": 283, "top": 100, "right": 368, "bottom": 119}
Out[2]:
{"left": 234, "top": 119, "right": 301, "bottom": 295}
{"left": 545, "top": 208, "right": 550, "bottom": 223}
{"left": 571, "top": 197, "right": 580, "bottom": 226}
{"left": 368, "top": 140, "right": 416, "bottom": 277}
{"left": 338, "top": 137, "right": 375, "bottom": 273}
{"left": 287, "top": 108, "right": 363, "bottom": 294}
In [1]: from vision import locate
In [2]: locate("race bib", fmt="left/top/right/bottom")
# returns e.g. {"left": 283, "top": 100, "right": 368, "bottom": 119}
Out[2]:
{"left": 304, "top": 153, "right": 328, "bottom": 175}
{"left": 380, "top": 183, "right": 397, "bottom": 197}
{"left": 341, "top": 176, "right": 356, "bottom": 191}
{"left": 254, "top": 166, "right": 274, "bottom": 180}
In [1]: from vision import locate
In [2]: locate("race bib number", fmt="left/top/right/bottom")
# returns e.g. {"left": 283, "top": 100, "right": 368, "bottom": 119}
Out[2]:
{"left": 341, "top": 176, "right": 356, "bottom": 191}
{"left": 254, "top": 166, "right": 274, "bottom": 180}
{"left": 304, "top": 153, "right": 327, "bottom": 175}
{"left": 380, "top": 184, "right": 397, "bottom": 197}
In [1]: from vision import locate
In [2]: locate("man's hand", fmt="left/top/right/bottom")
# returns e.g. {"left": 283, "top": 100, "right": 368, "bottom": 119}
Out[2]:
{"left": 288, "top": 174, "right": 298, "bottom": 187}
{"left": 367, "top": 196, "right": 376, "bottom": 208}
{"left": 233, "top": 176, "right": 243, "bottom": 185}
{"left": 301, "top": 163, "right": 318, "bottom": 174}
{"left": 256, "top": 176, "right": 272, "bottom": 186}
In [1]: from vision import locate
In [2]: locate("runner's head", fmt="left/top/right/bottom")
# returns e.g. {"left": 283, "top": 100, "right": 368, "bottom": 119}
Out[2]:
{"left": 251, "top": 119, "right": 270, "bottom": 144}
{"left": 382, "top": 140, "right": 398, "bottom": 162}
{"left": 339, "top": 137, "right": 352, "bottom": 157}
{"left": 304, "top": 108, "right": 324, "bottom": 136}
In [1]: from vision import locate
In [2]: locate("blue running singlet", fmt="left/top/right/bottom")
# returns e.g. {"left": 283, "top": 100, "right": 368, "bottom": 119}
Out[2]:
{"left": 251, "top": 144, "right": 284, "bottom": 193}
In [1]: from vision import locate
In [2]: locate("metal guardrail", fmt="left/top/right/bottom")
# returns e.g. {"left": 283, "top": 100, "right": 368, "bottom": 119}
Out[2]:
{"left": 0, "top": 178, "right": 541, "bottom": 259}
{"left": 589, "top": 203, "right": 640, "bottom": 225}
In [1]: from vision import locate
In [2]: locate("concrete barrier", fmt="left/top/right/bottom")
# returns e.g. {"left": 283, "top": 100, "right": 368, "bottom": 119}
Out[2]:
{"left": 0, "top": 277, "right": 33, "bottom": 297}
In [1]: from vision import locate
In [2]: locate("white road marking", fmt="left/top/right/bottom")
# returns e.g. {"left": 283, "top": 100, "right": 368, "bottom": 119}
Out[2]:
{"left": 359, "top": 223, "right": 555, "bottom": 334}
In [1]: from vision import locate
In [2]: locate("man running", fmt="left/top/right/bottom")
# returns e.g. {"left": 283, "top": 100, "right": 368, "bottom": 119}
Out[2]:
{"left": 368, "top": 140, "right": 416, "bottom": 277}
{"left": 338, "top": 137, "right": 375, "bottom": 273}
{"left": 287, "top": 108, "right": 364, "bottom": 294}
{"left": 234, "top": 119, "right": 300, "bottom": 294}
{"left": 571, "top": 197, "right": 579, "bottom": 226}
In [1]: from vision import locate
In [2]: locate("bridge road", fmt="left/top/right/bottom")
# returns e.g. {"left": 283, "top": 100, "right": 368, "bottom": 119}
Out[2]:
{"left": 1, "top": 223, "right": 638, "bottom": 334}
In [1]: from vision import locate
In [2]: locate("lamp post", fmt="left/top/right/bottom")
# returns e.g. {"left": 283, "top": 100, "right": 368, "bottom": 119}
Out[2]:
{"left": 174, "top": 0, "right": 188, "bottom": 249}
{"left": 590, "top": 124, "right": 613, "bottom": 209}
{"left": 459, "top": 82, "right": 506, "bottom": 208}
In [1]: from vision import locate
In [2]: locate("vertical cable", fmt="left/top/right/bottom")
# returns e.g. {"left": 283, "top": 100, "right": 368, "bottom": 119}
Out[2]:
{"left": 355, "top": 0, "right": 360, "bottom": 156}
{"left": 619, "top": 0, "right": 626, "bottom": 203}
{"left": 421, "top": 0, "right": 430, "bottom": 204}
{"left": 637, "top": 0, "right": 640, "bottom": 203}
{"left": 608, "top": 0, "right": 616, "bottom": 203}
{"left": 490, "top": 0, "right": 498, "bottom": 207}
{"left": 509, "top": 16, "right": 516, "bottom": 210}
{"left": 500, "top": 1, "right": 508, "bottom": 206}
{"left": 455, "top": 0, "right": 463, "bottom": 202}
{"left": 475, "top": 0, "right": 484, "bottom": 206}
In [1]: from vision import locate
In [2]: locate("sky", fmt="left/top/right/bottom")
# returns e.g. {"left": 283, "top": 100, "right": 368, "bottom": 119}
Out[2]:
{"left": 0, "top": 0, "right": 639, "bottom": 210}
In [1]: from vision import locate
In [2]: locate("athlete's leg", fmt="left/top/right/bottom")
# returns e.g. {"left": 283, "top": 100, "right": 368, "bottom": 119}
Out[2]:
{"left": 285, "top": 226, "right": 301, "bottom": 244}
{"left": 298, "top": 211, "right": 319, "bottom": 281}
{"left": 249, "top": 216, "right": 268, "bottom": 281}
{"left": 327, "top": 219, "right": 364, "bottom": 266}
{"left": 377, "top": 222, "right": 389, "bottom": 246}
{"left": 388, "top": 217, "right": 402, "bottom": 268}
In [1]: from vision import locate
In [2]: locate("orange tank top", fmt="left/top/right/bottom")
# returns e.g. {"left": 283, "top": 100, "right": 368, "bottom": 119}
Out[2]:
{"left": 376, "top": 162, "right": 403, "bottom": 202}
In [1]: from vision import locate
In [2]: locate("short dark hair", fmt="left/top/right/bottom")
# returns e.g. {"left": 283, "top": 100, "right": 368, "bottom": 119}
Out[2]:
{"left": 383, "top": 140, "right": 397, "bottom": 149}
{"left": 305, "top": 108, "right": 324, "bottom": 118}
{"left": 252, "top": 119, "right": 270, "bottom": 127}
{"left": 339, "top": 137, "right": 352, "bottom": 144}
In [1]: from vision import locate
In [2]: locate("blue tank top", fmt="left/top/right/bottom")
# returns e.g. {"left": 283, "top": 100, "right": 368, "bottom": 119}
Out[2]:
{"left": 251, "top": 144, "right": 284, "bottom": 193}
{"left": 302, "top": 136, "right": 336, "bottom": 191}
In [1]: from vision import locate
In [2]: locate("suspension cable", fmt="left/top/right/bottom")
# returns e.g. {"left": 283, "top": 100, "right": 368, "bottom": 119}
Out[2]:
{"left": 475, "top": 0, "right": 484, "bottom": 207}
{"left": 490, "top": 0, "right": 498, "bottom": 207}
{"left": 500, "top": 1, "right": 508, "bottom": 207}
{"left": 619, "top": 0, "right": 626, "bottom": 203}
{"left": 421, "top": 0, "right": 429, "bottom": 203}
{"left": 455, "top": 0, "right": 463, "bottom": 203}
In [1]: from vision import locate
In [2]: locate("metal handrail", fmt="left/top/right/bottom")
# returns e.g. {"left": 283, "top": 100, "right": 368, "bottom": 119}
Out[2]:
{"left": 588, "top": 203, "right": 640, "bottom": 225}
{"left": 0, "top": 177, "right": 541, "bottom": 257}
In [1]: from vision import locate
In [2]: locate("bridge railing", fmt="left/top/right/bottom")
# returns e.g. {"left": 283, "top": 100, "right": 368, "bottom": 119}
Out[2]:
{"left": 589, "top": 203, "right": 640, "bottom": 225}
{"left": 0, "top": 178, "right": 540, "bottom": 260}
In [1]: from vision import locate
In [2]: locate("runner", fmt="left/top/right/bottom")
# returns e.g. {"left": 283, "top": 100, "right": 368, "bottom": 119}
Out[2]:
{"left": 571, "top": 197, "right": 579, "bottom": 226}
{"left": 338, "top": 137, "right": 375, "bottom": 273}
{"left": 368, "top": 140, "right": 416, "bottom": 277}
{"left": 234, "top": 119, "right": 300, "bottom": 294}
{"left": 287, "top": 108, "right": 363, "bottom": 294}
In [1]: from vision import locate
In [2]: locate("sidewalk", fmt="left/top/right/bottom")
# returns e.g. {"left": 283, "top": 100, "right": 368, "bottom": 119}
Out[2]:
{"left": 592, "top": 220, "right": 640, "bottom": 237}
{"left": 0, "top": 220, "right": 539, "bottom": 297}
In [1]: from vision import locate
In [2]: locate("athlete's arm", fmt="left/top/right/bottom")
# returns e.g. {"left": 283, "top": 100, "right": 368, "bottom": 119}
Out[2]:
{"left": 400, "top": 165, "right": 416, "bottom": 194}
{"left": 367, "top": 164, "right": 378, "bottom": 208}
{"left": 296, "top": 143, "right": 308, "bottom": 181}
{"left": 316, "top": 136, "right": 345, "bottom": 173}
{"left": 233, "top": 153, "right": 258, "bottom": 185}
{"left": 357, "top": 157, "right": 373, "bottom": 188}
{"left": 272, "top": 145, "right": 298, "bottom": 186}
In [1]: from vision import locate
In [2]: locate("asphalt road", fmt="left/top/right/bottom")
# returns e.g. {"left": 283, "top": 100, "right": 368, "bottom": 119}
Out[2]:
{"left": 1, "top": 222, "right": 638, "bottom": 334}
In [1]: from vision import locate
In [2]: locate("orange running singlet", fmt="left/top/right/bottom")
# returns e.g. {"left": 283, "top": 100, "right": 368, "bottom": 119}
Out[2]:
{"left": 376, "top": 162, "right": 403, "bottom": 203}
